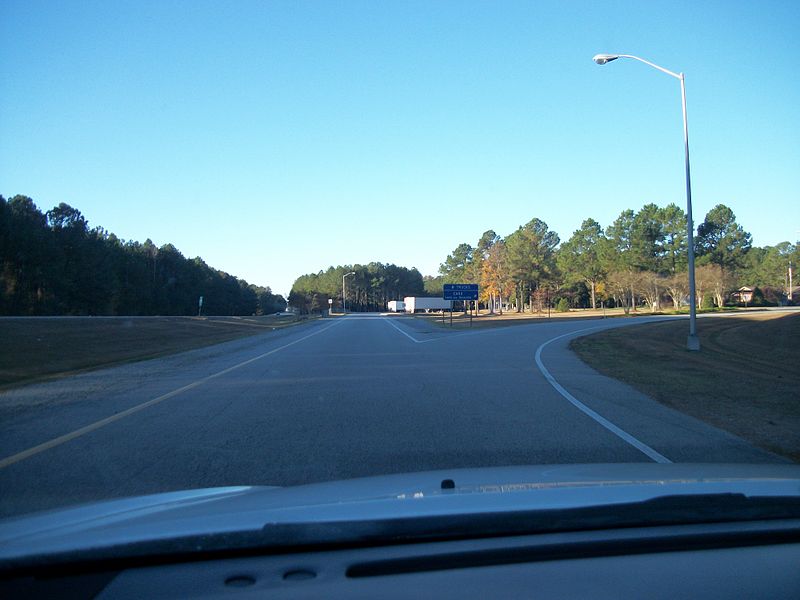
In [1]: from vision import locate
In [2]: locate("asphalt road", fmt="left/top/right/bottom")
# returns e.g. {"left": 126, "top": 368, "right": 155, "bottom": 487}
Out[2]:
{"left": 0, "top": 313, "right": 784, "bottom": 517}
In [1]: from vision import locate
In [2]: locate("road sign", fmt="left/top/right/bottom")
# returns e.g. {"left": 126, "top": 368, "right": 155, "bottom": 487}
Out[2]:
{"left": 443, "top": 283, "right": 478, "bottom": 301}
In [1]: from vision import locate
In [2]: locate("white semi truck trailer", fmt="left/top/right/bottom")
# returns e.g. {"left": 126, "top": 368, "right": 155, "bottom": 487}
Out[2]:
{"left": 387, "top": 300, "right": 405, "bottom": 312}
{"left": 403, "top": 297, "right": 453, "bottom": 313}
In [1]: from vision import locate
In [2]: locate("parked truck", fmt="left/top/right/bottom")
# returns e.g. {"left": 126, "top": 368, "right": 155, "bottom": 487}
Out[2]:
{"left": 387, "top": 300, "right": 405, "bottom": 312}
{"left": 403, "top": 297, "right": 453, "bottom": 313}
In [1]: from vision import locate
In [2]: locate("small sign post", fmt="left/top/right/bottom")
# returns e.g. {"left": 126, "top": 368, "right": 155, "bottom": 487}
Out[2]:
{"left": 443, "top": 284, "right": 479, "bottom": 327}
{"left": 198, "top": 295, "right": 204, "bottom": 317}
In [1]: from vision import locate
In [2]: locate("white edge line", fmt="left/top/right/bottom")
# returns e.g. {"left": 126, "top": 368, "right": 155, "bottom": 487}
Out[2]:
{"left": 534, "top": 325, "right": 672, "bottom": 464}
{"left": 383, "top": 317, "right": 423, "bottom": 343}
{"left": 0, "top": 319, "right": 344, "bottom": 469}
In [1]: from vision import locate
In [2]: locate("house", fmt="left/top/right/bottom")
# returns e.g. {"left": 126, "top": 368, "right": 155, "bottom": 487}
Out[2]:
{"left": 732, "top": 286, "right": 754, "bottom": 304}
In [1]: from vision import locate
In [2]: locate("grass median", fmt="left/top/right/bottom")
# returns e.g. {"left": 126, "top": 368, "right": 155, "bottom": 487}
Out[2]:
{"left": 570, "top": 311, "right": 800, "bottom": 462}
{"left": 0, "top": 315, "right": 310, "bottom": 389}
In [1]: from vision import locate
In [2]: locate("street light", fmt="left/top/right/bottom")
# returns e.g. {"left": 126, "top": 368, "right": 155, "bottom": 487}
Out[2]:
{"left": 342, "top": 271, "right": 355, "bottom": 313}
{"left": 593, "top": 53, "right": 700, "bottom": 351}
{"left": 790, "top": 231, "right": 799, "bottom": 304}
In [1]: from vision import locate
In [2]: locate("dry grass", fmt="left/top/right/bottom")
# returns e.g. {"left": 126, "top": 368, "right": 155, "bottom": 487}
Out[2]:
{"left": 416, "top": 307, "right": 626, "bottom": 329}
{"left": 0, "top": 315, "right": 305, "bottom": 389}
{"left": 412, "top": 304, "right": 722, "bottom": 329}
{"left": 571, "top": 312, "right": 800, "bottom": 462}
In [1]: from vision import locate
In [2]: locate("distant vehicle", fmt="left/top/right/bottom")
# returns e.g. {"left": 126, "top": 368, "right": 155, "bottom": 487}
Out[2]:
{"left": 387, "top": 300, "right": 405, "bottom": 312}
{"left": 403, "top": 296, "right": 453, "bottom": 313}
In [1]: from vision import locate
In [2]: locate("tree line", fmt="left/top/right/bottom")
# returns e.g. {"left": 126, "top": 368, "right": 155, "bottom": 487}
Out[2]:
{"left": 290, "top": 202, "right": 796, "bottom": 314}
{"left": 0, "top": 195, "right": 286, "bottom": 316}
{"left": 289, "top": 264, "right": 424, "bottom": 313}
{"left": 431, "top": 203, "right": 796, "bottom": 313}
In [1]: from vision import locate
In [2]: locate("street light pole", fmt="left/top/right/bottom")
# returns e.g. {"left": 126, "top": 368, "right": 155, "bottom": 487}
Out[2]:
{"left": 593, "top": 53, "right": 700, "bottom": 351}
{"left": 343, "top": 271, "right": 355, "bottom": 313}
{"left": 679, "top": 73, "right": 700, "bottom": 351}
{"left": 789, "top": 232, "right": 800, "bottom": 304}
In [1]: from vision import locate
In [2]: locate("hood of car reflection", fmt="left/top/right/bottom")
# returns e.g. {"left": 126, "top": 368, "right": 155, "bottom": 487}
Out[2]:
{"left": 2, "top": 463, "right": 799, "bottom": 563}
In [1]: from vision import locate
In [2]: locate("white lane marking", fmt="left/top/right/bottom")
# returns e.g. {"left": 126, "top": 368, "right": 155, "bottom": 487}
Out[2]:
{"left": 534, "top": 326, "right": 672, "bottom": 464}
{"left": 383, "top": 316, "right": 519, "bottom": 344}
{"left": 0, "top": 320, "right": 344, "bottom": 469}
{"left": 383, "top": 316, "right": 423, "bottom": 343}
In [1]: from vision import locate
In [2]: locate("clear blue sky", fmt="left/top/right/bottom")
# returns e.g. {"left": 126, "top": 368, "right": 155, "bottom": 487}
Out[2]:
{"left": 2, "top": 1, "right": 798, "bottom": 297}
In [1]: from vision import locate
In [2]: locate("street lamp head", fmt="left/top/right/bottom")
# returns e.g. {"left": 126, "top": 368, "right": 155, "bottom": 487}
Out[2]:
{"left": 346, "top": 271, "right": 355, "bottom": 276}
{"left": 593, "top": 54, "right": 619, "bottom": 65}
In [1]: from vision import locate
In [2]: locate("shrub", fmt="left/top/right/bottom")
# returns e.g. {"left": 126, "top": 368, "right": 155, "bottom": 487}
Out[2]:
{"left": 750, "top": 286, "right": 774, "bottom": 306}
{"left": 555, "top": 298, "right": 570, "bottom": 312}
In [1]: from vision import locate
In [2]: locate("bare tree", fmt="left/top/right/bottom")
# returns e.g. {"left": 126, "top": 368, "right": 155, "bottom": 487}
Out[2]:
{"left": 664, "top": 272, "right": 689, "bottom": 309}
{"left": 635, "top": 271, "right": 665, "bottom": 313}
{"left": 695, "top": 264, "right": 734, "bottom": 308}
{"left": 710, "top": 265, "right": 734, "bottom": 308}
{"left": 606, "top": 270, "right": 637, "bottom": 314}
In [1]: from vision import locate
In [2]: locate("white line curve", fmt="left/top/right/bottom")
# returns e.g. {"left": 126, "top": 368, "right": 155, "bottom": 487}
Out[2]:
{"left": 534, "top": 325, "right": 672, "bottom": 464}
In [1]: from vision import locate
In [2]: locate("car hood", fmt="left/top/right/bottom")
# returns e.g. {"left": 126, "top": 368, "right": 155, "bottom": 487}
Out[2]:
{"left": 2, "top": 463, "right": 800, "bottom": 568}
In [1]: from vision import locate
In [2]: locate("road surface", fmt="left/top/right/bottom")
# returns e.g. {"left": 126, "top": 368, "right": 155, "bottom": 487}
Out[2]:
{"left": 0, "top": 313, "right": 784, "bottom": 517}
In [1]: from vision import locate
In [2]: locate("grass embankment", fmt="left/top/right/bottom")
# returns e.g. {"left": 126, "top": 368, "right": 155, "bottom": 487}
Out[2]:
{"left": 416, "top": 307, "right": 624, "bottom": 329}
{"left": 414, "top": 306, "right": 733, "bottom": 330}
{"left": 570, "top": 312, "right": 800, "bottom": 462}
{"left": 0, "top": 315, "right": 305, "bottom": 389}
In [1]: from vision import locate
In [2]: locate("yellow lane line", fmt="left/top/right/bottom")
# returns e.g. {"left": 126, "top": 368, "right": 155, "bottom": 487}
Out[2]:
{"left": 0, "top": 320, "right": 342, "bottom": 469}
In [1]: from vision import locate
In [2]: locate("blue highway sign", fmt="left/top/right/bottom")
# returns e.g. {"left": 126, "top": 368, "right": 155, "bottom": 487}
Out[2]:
{"left": 443, "top": 283, "right": 479, "bottom": 301}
